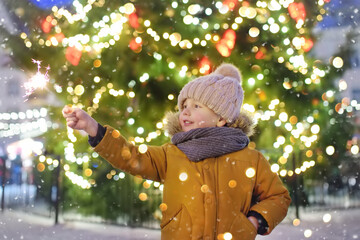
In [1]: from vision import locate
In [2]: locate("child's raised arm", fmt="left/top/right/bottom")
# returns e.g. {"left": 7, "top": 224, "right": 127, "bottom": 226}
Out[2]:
{"left": 62, "top": 105, "right": 98, "bottom": 137}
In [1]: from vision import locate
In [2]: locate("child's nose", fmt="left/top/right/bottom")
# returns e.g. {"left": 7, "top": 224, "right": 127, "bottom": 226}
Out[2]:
{"left": 183, "top": 108, "right": 190, "bottom": 115}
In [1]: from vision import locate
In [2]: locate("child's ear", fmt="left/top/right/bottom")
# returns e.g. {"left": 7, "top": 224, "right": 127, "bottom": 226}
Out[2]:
{"left": 216, "top": 117, "right": 227, "bottom": 127}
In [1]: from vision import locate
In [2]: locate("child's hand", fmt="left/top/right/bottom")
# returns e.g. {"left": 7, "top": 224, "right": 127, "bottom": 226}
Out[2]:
{"left": 62, "top": 105, "right": 98, "bottom": 137}
{"left": 247, "top": 216, "right": 259, "bottom": 231}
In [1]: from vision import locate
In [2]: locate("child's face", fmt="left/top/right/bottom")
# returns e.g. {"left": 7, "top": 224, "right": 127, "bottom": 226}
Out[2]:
{"left": 179, "top": 98, "right": 226, "bottom": 132}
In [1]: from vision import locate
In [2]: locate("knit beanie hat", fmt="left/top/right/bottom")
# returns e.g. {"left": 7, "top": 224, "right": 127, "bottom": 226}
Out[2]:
{"left": 178, "top": 63, "right": 244, "bottom": 123}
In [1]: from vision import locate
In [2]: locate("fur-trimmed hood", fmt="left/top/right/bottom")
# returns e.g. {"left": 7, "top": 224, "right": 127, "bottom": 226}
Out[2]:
{"left": 163, "top": 111, "right": 256, "bottom": 137}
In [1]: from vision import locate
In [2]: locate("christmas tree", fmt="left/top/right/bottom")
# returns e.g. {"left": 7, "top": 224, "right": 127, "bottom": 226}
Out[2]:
{"left": 0, "top": 0, "right": 354, "bottom": 224}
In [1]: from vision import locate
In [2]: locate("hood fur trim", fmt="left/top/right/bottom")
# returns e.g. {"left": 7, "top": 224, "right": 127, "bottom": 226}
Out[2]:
{"left": 163, "top": 111, "right": 256, "bottom": 137}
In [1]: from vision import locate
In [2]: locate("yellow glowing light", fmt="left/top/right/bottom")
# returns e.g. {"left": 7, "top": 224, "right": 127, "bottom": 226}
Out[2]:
{"left": 123, "top": 3, "right": 135, "bottom": 14}
{"left": 293, "top": 218, "right": 300, "bottom": 226}
{"left": 138, "top": 144, "right": 148, "bottom": 154}
{"left": 288, "top": 170, "right": 294, "bottom": 176}
{"left": 179, "top": 172, "right": 188, "bottom": 181}
{"left": 304, "top": 229, "right": 312, "bottom": 238}
{"left": 245, "top": 168, "right": 256, "bottom": 178}
{"left": 201, "top": 184, "right": 210, "bottom": 193}
{"left": 139, "top": 192, "right": 148, "bottom": 201}
{"left": 228, "top": 180, "right": 237, "bottom": 188}
{"left": 74, "top": 85, "right": 85, "bottom": 96}
{"left": 323, "top": 213, "right": 332, "bottom": 223}
{"left": 121, "top": 147, "right": 131, "bottom": 160}
{"left": 112, "top": 130, "right": 120, "bottom": 138}
{"left": 84, "top": 168, "right": 93, "bottom": 177}
{"left": 93, "top": 59, "right": 102, "bottom": 68}
{"left": 249, "top": 27, "right": 260, "bottom": 38}
{"left": 332, "top": 57, "right": 343, "bottom": 68}
{"left": 279, "top": 156, "right": 287, "bottom": 164}
{"left": 143, "top": 181, "right": 151, "bottom": 189}
{"left": 168, "top": 94, "right": 175, "bottom": 100}
{"left": 159, "top": 203, "right": 168, "bottom": 211}
{"left": 37, "top": 163, "right": 45, "bottom": 172}
{"left": 63, "top": 164, "right": 70, "bottom": 171}
{"left": 280, "top": 170, "right": 287, "bottom": 177}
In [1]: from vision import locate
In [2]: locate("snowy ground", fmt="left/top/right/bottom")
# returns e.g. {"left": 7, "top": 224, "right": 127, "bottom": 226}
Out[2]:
{"left": 0, "top": 207, "right": 359, "bottom": 240}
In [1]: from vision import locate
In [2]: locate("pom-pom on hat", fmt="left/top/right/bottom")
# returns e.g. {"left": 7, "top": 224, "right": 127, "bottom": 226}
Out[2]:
{"left": 177, "top": 63, "right": 244, "bottom": 123}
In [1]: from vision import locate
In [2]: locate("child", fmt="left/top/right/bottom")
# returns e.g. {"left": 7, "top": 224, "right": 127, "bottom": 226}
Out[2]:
{"left": 62, "top": 63, "right": 291, "bottom": 240}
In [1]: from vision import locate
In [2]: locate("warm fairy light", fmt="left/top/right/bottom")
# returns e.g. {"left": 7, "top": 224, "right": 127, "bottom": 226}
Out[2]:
{"left": 293, "top": 218, "right": 300, "bottom": 226}
{"left": 201, "top": 184, "right": 209, "bottom": 193}
{"left": 159, "top": 203, "right": 168, "bottom": 211}
{"left": 228, "top": 180, "right": 237, "bottom": 188}
{"left": 351, "top": 145, "right": 359, "bottom": 155}
{"left": 138, "top": 144, "right": 148, "bottom": 154}
{"left": 304, "top": 229, "right": 312, "bottom": 238}
{"left": 332, "top": 57, "right": 343, "bottom": 68}
{"left": 223, "top": 232, "right": 233, "bottom": 240}
{"left": 323, "top": 213, "right": 332, "bottom": 223}
{"left": 245, "top": 168, "right": 256, "bottom": 178}
{"left": 326, "top": 146, "right": 335, "bottom": 155}
{"left": 179, "top": 172, "right": 188, "bottom": 181}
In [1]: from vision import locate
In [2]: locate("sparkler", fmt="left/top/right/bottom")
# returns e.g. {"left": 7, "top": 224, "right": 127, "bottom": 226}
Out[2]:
{"left": 24, "top": 59, "right": 50, "bottom": 101}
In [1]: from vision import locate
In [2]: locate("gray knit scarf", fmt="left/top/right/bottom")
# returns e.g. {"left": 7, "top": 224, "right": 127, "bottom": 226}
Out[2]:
{"left": 171, "top": 127, "right": 249, "bottom": 162}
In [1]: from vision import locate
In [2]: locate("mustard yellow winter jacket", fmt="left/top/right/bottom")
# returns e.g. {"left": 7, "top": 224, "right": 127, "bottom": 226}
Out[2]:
{"left": 93, "top": 121, "right": 291, "bottom": 240}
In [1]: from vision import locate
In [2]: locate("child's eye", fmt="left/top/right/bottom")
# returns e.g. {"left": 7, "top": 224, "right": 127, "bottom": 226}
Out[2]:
{"left": 194, "top": 104, "right": 201, "bottom": 108}
{"left": 183, "top": 104, "right": 187, "bottom": 109}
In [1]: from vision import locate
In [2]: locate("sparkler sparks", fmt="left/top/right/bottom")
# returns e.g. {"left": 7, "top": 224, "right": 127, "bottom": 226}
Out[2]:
{"left": 24, "top": 59, "right": 50, "bottom": 101}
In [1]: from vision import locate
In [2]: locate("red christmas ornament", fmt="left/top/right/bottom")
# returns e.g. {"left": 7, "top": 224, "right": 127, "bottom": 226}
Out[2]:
{"left": 52, "top": 33, "right": 65, "bottom": 43}
{"left": 302, "top": 38, "right": 313, "bottom": 52}
{"left": 216, "top": 29, "right": 236, "bottom": 57}
{"left": 128, "top": 12, "right": 140, "bottom": 29}
{"left": 41, "top": 16, "right": 54, "bottom": 33}
{"left": 255, "top": 49, "right": 265, "bottom": 59}
{"left": 199, "top": 56, "right": 212, "bottom": 74}
{"left": 288, "top": 2, "right": 306, "bottom": 23}
{"left": 65, "top": 46, "right": 82, "bottom": 66}
{"left": 223, "top": 0, "right": 238, "bottom": 10}
{"left": 129, "top": 38, "right": 142, "bottom": 52}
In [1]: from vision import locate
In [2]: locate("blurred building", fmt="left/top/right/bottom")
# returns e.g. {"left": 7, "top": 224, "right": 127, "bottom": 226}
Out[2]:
{"left": 311, "top": 0, "right": 360, "bottom": 197}
{"left": 0, "top": 0, "right": 49, "bottom": 194}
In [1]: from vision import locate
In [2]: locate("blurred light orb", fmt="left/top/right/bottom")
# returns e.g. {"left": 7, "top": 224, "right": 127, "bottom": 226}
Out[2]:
{"left": 245, "top": 168, "right": 256, "bottom": 178}
{"left": 326, "top": 146, "right": 335, "bottom": 156}
{"left": 228, "top": 180, "right": 237, "bottom": 188}
{"left": 293, "top": 218, "right": 300, "bottom": 226}
{"left": 74, "top": 85, "right": 85, "bottom": 96}
{"left": 271, "top": 163, "right": 279, "bottom": 173}
{"left": 332, "top": 57, "right": 343, "bottom": 68}
{"left": 311, "top": 124, "right": 320, "bottom": 134}
{"left": 351, "top": 145, "right": 359, "bottom": 155}
{"left": 138, "top": 144, "right": 148, "bottom": 154}
{"left": 223, "top": 232, "right": 233, "bottom": 240}
{"left": 323, "top": 213, "right": 332, "bottom": 223}
{"left": 179, "top": 172, "right": 188, "bottom": 181}
{"left": 249, "top": 27, "right": 260, "bottom": 37}
{"left": 304, "top": 229, "right": 312, "bottom": 238}
{"left": 338, "top": 79, "right": 347, "bottom": 91}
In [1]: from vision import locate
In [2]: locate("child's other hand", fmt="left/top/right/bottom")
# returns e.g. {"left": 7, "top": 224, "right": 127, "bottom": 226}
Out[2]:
{"left": 247, "top": 216, "right": 259, "bottom": 231}
{"left": 62, "top": 105, "right": 98, "bottom": 137}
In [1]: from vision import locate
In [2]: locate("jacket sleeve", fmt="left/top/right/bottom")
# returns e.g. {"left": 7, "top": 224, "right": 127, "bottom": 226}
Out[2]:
{"left": 249, "top": 151, "right": 291, "bottom": 234}
{"left": 92, "top": 125, "right": 167, "bottom": 182}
